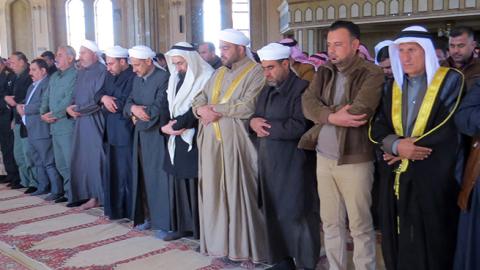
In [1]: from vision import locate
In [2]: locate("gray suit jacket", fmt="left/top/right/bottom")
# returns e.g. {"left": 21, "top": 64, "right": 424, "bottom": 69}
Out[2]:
{"left": 24, "top": 77, "right": 51, "bottom": 140}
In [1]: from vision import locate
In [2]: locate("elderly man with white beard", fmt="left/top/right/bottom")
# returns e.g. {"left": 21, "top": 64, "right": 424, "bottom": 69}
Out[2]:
{"left": 159, "top": 42, "right": 214, "bottom": 241}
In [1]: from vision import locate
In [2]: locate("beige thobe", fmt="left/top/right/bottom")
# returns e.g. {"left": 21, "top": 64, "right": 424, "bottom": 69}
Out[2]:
{"left": 192, "top": 56, "right": 267, "bottom": 262}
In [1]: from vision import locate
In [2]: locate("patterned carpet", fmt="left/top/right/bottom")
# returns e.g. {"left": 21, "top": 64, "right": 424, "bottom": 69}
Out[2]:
{"left": 0, "top": 179, "right": 385, "bottom": 270}
{"left": 0, "top": 184, "right": 271, "bottom": 270}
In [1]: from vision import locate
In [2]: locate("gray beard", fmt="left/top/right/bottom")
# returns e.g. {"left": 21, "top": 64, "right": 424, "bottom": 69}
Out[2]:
{"left": 266, "top": 80, "right": 279, "bottom": 87}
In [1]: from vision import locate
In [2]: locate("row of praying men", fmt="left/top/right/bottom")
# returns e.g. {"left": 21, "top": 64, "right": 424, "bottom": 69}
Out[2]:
{"left": 1, "top": 21, "right": 480, "bottom": 270}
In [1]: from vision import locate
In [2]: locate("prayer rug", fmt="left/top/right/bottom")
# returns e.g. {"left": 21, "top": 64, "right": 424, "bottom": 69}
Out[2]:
{"left": 0, "top": 184, "right": 267, "bottom": 269}
{"left": 0, "top": 184, "right": 384, "bottom": 269}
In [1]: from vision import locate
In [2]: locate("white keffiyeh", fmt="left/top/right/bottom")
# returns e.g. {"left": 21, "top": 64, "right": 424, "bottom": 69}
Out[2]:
{"left": 389, "top": 26, "right": 439, "bottom": 89}
{"left": 164, "top": 42, "right": 214, "bottom": 164}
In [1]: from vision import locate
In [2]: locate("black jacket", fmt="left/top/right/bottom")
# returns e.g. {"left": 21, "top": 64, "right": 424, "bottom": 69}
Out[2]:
{"left": 0, "top": 68, "right": 16, "bottom": 115}
{"left": 95, "top": 66, "right": 136, "bottom": 146}
{"left": 12, "top": 68, "right": 33, "bottom": 124}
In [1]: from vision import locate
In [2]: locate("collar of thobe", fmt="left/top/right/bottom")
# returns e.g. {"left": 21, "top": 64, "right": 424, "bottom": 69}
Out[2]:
{"left": 142, "top": 67, "right": 156, "bottom": 81}
{"left": 84, "top": 61, "right": 101, "bottom": 71}
{"left": 58, "top": 65, "right": 76, "bottom": 76}
{"left": 405, "top": 73, "right": 426, "bottom": 85}
{"left": 228, "top": 56, "right": 251, "bottom": 72}
{"left": 271, "top": 71, "right": 295, "bottom": 95}
{"left": 115, "top": 66, "right": 133, "bottom": 83}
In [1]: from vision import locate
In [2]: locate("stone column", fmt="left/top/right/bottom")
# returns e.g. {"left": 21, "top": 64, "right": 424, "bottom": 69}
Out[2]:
{"left": 83, "top": 0, "right": 96, "bottom": 41}
{"left": 51, "top": 0, "right": 68, "bottom": 48}
{"left": 112, "top": 0, "right": 124, "bottom": 46}
{"left": 249, "top": 0, "right": 266, "bottom": 50}
{"left": 189, "top": 0, "right": 204, "bottom": 45}
{"left": 220, "top": 0, "right": 232, "bottom": 29}
{"left": 134, "top": 0, "right": 146, "bottom": 45}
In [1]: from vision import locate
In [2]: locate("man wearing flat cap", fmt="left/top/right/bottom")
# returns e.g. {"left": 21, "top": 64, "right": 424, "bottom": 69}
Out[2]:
{"left": 192, "top": 28, "right": 267, "bottom": 263}
{"left": 66, "top": 39, "right": 107, "bottom": 209}
{"left": 250, "top": 42, "right": 320, "bottom": 270}
{"left": 94, "top": 45, "right": 135, "bottom": 220}
{"left": 370, "top": 26, "right": 464, "bottom": 270}
{"left": 124, "top": 45, "right": 171, "bottom": 238}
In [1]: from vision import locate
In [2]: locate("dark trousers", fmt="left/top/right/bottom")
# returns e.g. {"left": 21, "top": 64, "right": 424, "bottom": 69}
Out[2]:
{"left": 168, "top": 176, "right": 199, "bottom": 239}
{"left": 0, "top": 112, "right": 19, "bottom": 182}
{"left": 28, "top": 137, "right": 63, "bottom": 194}
{"left": 103, "top": 144, "right": 133, "bottom": 219}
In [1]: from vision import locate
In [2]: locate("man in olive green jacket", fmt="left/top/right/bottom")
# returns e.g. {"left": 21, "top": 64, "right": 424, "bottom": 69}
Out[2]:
{"left": 40, "top": 46, "right": 77, "bottom": 203}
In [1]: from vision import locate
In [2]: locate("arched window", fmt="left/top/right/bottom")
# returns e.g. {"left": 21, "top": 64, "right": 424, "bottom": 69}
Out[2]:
{"left": 390, "top": 0, "right": 399, "bottom": 14}
{"left": 363, "top": 2, "right": 372, "bottom": 16}
{"left": 404, "top": 0, "right": 413, "bottom": 13}
{"left": 294, "top": 9, "right": 302, "bottom": 22}
{"left": 232, "top": 0, "right": 250, "bottom": 38}
{"left": 305, "top": 8, "right": 313, "bottom": 21}
{"left": 203, "top": 0, "right": 221, "bottom": 48}
{"left": 66, "top": 0, "right": 86, "bottom": 54}
{"left": 351, "top": 4, "right": 359, "bottom": 17}
{"left": 418, "top": 0, "right": 427, "bottom": 11}
{"left": 327, "top": 6, "right": 335, "bottom": 20}
{"left": 94, "top": 0, "right": 114, "bottom": 50}
{"left": 449, "top": 0, "right": 460, "bottom": 9}
{"left": 376, "top": 1, "right": 386, "bottom": 16}
{"left": 316, "top": 7, "right": 323, "bottom": 21}
{"left": 339, "top": 5, "right": 347, "bottom": 18}
{"left": 433, "top": 0, "right": 444, "bottom": 10}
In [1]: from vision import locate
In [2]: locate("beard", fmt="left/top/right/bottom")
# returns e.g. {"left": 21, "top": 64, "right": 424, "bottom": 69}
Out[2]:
{"left": 266, "top": 79, "right": 279, "bottom": 87}
{"left": 178, "top": 70, "right": 186, "bottom": 78}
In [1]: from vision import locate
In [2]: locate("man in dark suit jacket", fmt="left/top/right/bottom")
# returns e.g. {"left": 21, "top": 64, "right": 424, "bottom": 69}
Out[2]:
{"left": 18, "top": 59, "right": 63, "bottom": 198}
{"left": 5, "top": 52, "right": 34, "bottom": 189}
{"left": 0, "top": 57, "right": 19, "bottom": 185}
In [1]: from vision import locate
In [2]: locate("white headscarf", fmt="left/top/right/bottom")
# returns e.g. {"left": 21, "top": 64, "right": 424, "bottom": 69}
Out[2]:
{"left": 219, "top": 28, "right": 255, "bottom": 60}
{"left": 219, "top": 29, "right": 250, "bottom": 46}
{"left": 105, "top": 45, "right": 129, "bottom": 58}
{"left": 81, "top": 40, "right": 100, "bottom": 53}
{"left": 80, "top": 39, "right": 105, "bottom": 65}
{"left": 257, "top": 43, "right": 291, "bottom": 61}
{"left": 128, "top": 45, "right": 165, "bottom": 70}
{"left": 374, "top": 40, "right": 393, "bottom": 65}
{"left": 164, "top": 42, "right": 214, "bottom": 164}
{"left": 389, "top": 26, "right": 439, "bottom": 89}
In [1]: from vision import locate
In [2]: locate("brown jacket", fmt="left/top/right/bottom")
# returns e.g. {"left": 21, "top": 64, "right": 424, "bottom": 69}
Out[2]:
{"left": 441, "top": 55, "right": 480, "bottom": 91}
{"left": 299, "top": 55, "right": 384, "bottom": 164}
{"left": 292, "top": 61, "right": 315, "bottom": 82}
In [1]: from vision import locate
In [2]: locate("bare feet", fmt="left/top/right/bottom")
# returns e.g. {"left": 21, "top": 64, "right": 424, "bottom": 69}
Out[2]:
{"left": 240, "top": 261, "right": 255, "bottom": 269}
{"left": 80, "top": 198, "right": 99, "bottom": 210}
